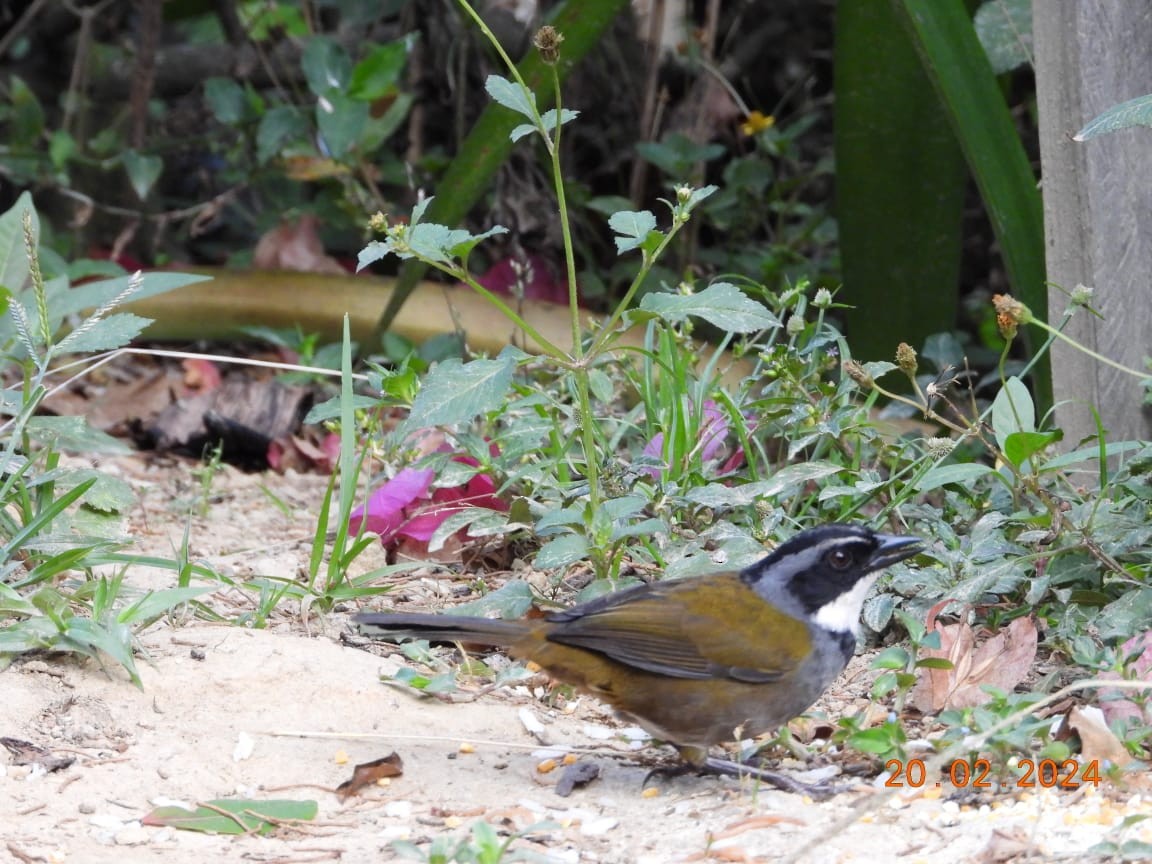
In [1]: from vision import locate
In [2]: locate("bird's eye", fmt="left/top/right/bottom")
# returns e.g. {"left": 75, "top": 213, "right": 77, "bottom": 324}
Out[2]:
{"left": 826, "top": 548, "right": 854, "bottom": 570}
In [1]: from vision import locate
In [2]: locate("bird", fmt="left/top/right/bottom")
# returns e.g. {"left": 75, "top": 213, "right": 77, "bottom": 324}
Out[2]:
{"left": 355, "top": 524, "right": 920, "bottom": 793}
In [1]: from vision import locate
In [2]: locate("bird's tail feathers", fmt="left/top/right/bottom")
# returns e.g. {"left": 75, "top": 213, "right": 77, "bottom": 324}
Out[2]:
{"left": 354, "top": 613, "right": 527, "bottom": 647}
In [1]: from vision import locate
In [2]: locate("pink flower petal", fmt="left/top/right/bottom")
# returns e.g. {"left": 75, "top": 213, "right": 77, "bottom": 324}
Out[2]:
{"left": 349, "top": 467, "right": 435, "bottom": 541}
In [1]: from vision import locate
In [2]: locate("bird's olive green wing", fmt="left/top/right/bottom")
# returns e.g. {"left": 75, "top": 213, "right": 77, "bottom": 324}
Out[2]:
{"left": 544, "top": 574, "right": 809, "bottom": 682}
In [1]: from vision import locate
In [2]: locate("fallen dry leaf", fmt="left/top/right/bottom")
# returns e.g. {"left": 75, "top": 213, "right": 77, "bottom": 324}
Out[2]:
{"left": 335, "top": 752, "right": 404, "bottom": 800}
{"left": 253, "top": 213, "right": 346, "bottom": 274}
{"left": 910, "top": 612, "right": 1038, "bottom": 713}
{"left": 1066, "top": 706, "right": 1133, "bottom": 768}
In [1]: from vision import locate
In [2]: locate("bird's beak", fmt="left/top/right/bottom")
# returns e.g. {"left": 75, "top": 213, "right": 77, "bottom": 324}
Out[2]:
{"left": 871, "top": 534, "right": 922, "bottom": 568}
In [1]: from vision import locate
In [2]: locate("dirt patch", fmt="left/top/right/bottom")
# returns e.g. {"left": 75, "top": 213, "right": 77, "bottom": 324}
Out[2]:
{"left": 1, "top": 459, "right": 1147, "bottom": 863}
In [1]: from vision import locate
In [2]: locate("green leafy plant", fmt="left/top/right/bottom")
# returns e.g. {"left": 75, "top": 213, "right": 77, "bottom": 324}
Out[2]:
{"left": 0, "top": 194, "right": 211, "bottom": 680}
{"left": 870, "top": 609, "right": 953, "bottom": 714}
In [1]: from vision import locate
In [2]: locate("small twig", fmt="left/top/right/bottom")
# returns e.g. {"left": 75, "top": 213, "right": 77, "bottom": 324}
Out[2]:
{"left": 5, "top": 842, "right": 44, "bottom": 864}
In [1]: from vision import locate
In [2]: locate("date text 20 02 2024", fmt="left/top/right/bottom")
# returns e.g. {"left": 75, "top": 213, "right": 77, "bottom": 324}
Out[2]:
{"left": 884, "top": 758, "right": 1103, "bottom": 790}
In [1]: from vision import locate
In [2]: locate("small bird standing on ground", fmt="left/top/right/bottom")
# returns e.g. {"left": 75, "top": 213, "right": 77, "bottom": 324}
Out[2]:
{"left": 356, "top": 524, "right": 920, "bottom": 792}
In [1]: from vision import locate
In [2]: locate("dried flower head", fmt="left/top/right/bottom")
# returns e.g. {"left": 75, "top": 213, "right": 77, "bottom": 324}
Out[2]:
{"left": 843, "top": 359, "right": 874, "bottom": 389}
{"left": 992, "top": 293, "right": 1033, "bottom": 340}
{"left": 926, "top": 437, "right": 955, "bottom": 457}
{"left": 533, "top": 26, "right": 564, "bottom": 64}
{"left": 896, "top": 342, "right": 918, "bottom": 376}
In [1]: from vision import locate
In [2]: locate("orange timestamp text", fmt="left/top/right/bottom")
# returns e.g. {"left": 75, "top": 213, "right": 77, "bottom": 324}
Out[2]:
{"left": 884, "top": 757, "right": 1103, "bottom": 790}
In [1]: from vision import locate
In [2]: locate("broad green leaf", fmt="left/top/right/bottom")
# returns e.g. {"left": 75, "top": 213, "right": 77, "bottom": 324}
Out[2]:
{"left": 24, "top": 416, "right": 131, "bottom": 454}
{"left": 588, "top": 368, "right": 614, "bottom": 403}
{"left": 426, "top": 508, "right": 508, "bottom": 553}
{"left": 359, "top": 92, "right": 414, "bottom": 152}
{"left": 257, "top": 106, "right": 308, "bottom": 164}
{"left": 0, "top": 583, "right": 39, "bottom": 616}
{"left": 990, "top": 375, "right": 1035, "bottom": 450}
{"left": 849, "top": 727, "right": 902, "bottom": 754}
{"left": 303, "top": 393, "right": 380, "bottom": 425}
{"left": 639, "top": 282, "right": 780, "bottom": 333}
{"left": 861, "top": 360, "right": 898, "bottom": 382}
{"left": 917, "top": 657, "right": 957, "bottom": 670}
{"left": 118, "top": 586, "right": 215, "bottom": 624}
{"left": 921, "top": 332, "right": 966, "bottom": 372}
{"left": 68, "top": 507, "right": 127, "bottom": 540}
{"left": 535, "top": 533, "right": 590, "bottom": 569}
{"left": 60, "top": 617, "right": 140, "bottom": 685}
{"left": 204, "top": 77, "right": 246, "bottom": 123}
{"left": 863, "top": 592, "right": 897, "bottom": 632}
{"left": 448, "top": 580, "right": 535, "bottom": 619}
{"left": 449, "top": 225, "right": 510, "bottom": 261}
{"left": 316, "top": 93, "right": 368, "bottom": 159}
{"left": 1039, "top": 440, "right": 1146, "bottom": 472}
{"left": 143, "top": 799, "right": 318, "bottom": 835}
{"left": 302, "top": 37, "right": 351, "bottom": 95}
{"left": 406, "top": 223, "right": 471, "bottom": 262}
{"left": 973, "top": 0, "right": 1032, "bottom": 74}
{"left": 511, "top": 108, "right": 580, "bottom": 142}
{"left": 49, "top": 129, "right": 76, "bottom": 171}
{"left": 1075, "top": 92, "right": 1152, "bottom": 141}
{"left": 410, "top": 196, "right": 433, "bottom": 225}
{"left": 0, "top": 191, "right": 35, "bottom": 294}
{"left": 9, "top": 76, "right": 44, "bottom": 144}
{"left": 608, "top": 210, "right": 658, "bottom": 254}
{"left": 347, "top": 39, "right": 410, "bottom": 101}
{"left": 1003, "top": 429, "right": 1062, "bottom": 470}
{"left": 1096, "top": 588, "right": 1152, "bottom": 642}
{"left": 121, "top": 150, "right": 163, "bottom": 201}
{"left": 612, "top": 517, "right": 666, "bottom": 542}
{"left": 484, "top": 75, "right": 536, "bottom": 120}
{"left": 77, "top": 471, "right": 136, "bottom": 512}
{"left": 55, "top": 271, "right": 209, "bottom": 320}
{"left": 913, "top": 463, "right": 995, "bottom": 493}
{"left": 400, "top": 356, "right": 516, "bottom": 434}
{"left": 681, "top": 184, "right": 718, "bottom": 210}
{"left": 686, "top": 462, "right": 843, "bottom": 508}
{"left": 357, "top": 241, "right": 388, "bottom": 270}
{"left": 541, "top": 107, "right": 579, "bottom": 132}
{"left": 53, "top": 313, "right": 153, "bottom": 355}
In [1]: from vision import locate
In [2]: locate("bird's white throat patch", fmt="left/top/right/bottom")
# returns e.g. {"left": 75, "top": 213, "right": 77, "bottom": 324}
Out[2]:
{"left": 812, "top": 573, "right": 881, "bottom": 634}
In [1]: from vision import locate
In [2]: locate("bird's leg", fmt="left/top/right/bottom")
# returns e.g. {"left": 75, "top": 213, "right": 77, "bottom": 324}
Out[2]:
{"left": 702, "top": 756, "right": 842, "bottom": 800}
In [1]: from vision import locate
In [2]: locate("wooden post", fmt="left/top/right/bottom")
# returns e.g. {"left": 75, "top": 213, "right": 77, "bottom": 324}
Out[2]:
{"left": 1033, "top": 1, "right": 1152, "bottom": 445}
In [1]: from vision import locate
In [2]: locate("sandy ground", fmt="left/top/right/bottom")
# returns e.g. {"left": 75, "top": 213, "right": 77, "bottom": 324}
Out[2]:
{"left": 2, "top": 458, "right": 1148, "bottom": 863}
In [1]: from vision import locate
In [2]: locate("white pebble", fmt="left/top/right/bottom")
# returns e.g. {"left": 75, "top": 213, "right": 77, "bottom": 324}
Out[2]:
{"left": 384, "top": 800, "right": 413, "bottom": 819}
{"left": 114, "top": 824, "right": 149, "bottom": 846}
{"left": 580, "top": 816, "right": 618, "bottom": 836}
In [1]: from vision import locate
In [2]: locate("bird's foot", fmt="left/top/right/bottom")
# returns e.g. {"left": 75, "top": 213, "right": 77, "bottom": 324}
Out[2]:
{"left": 702, "top": 756, "right": 843, "bottom": 800}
